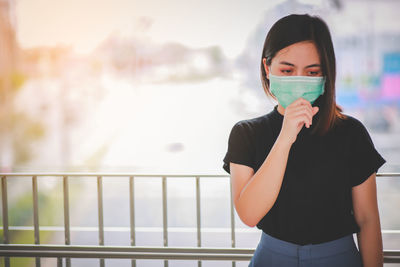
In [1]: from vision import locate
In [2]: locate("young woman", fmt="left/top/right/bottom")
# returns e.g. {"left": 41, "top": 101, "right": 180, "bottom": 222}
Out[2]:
{"left": 223, "top": 14, "right": 386, "bottom": 267}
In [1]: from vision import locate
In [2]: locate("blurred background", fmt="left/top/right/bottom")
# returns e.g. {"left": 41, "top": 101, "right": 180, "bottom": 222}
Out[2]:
{"left": 0, "top": 0, "right": 399, "bottom": 266}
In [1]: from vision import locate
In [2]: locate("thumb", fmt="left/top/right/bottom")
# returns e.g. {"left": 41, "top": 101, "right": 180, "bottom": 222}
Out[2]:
{"left": 312, "top": 106, "right": 319, "bottom": 115}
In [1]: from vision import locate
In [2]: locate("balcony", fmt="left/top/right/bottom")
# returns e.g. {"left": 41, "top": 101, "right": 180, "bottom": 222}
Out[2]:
{"left": 0, "top": 173, "right": 399, "bottom": 267}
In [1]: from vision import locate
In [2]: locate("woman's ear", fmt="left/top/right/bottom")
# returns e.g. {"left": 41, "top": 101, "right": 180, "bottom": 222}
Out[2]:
{"left": 263, "top": 58, "right": 270, "bottom": 79}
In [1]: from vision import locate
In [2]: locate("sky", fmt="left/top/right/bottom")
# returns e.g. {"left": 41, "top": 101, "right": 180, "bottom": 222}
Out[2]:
{"left": 15, "top": 0, "right": 284, "bottom": 58}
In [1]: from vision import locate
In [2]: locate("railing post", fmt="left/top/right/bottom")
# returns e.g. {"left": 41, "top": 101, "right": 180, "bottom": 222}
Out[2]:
{"left": 129, "top": 176, "right": 136, "bottom": 267}
{"left": 195, "top": 176, "right": 202, "bottom": 267}
{"left": 63, "top": 175, "right": 71, "bottom": 267}
{"left": 1, "top": 176, "right": 9, "bottom": 244}
{"left": 32, "top": 175, "right": 41, "bottom": 267}
{"left": 162, "top": 176, "right": 168, "bottom": 267}
{"left": 229, "top": 176, "right": 236, "bottom": 267}
{"left": 1, "top": 176, "right": 10, "bottom": 267}
{"left": 97, "top": 176, "right": 105, "bottom": 267}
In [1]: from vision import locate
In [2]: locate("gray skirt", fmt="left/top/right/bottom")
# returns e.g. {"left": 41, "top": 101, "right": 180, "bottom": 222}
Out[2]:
{"left": 248, "top": 231, "right": 363, "bottom": 267}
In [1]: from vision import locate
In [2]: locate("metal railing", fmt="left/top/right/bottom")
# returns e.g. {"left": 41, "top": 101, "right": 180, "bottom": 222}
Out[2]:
{"left": 0, "top": 172, "right": 399, "bottom": 267}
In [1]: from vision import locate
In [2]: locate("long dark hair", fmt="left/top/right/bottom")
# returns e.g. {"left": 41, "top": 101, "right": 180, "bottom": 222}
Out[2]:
{"left": 260, "top": 14, "right": 346, "bottom": 136}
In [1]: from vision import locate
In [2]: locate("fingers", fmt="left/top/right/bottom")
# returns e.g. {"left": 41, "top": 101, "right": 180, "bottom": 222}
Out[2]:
{"left": 292, "top": 106, "right": 312, "bottom": 128}
{"left": 279, "top": 98, "right": 319, "bottom": 144}
{"left": 297, "top": 113, "right": 311, "bottom": 128}
{"left": 288, "top": 98, "right": 313, "bottom": 115}
{"left": 287, "top": 98, "right": 314, "bottom": 128}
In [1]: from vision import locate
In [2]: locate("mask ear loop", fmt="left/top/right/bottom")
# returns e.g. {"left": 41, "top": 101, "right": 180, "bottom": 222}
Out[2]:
{"left": 263, "top": 58, "right": 270, "bottom": 80}
{"left": 267, "top": 67, "right": 278, "bottom": 101}
{"left": 267, "top": 66, "right": 271, "bottom": 80}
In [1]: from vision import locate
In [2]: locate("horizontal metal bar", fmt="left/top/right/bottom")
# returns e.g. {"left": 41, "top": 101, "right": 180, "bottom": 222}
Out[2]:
{"left": 0, "top": 173, "right": 397, "bottom": 180}
{"left": 1, "top": 226, "right": 400, "bottom": 234}
{"left": 0, "top": 244, "right": 254, "bottom": 254}
{"left": 0, "top": 245, "right": 399, "bottom": 262}
{"left": 385, "top": 250, "right": 400, "bottom": 263}
{"left": 0, "top": 173, "right": 232, "bottom": 177}
{"left": 0, "top": 250, "right": 253, "bottom": 261}
{"left": 0, "top": 245, "right": 254, "bottom": 261}
{"left": 0, "top": 226, "right": 257, "bottom": 233}
{"left": 375, "top": 173, "right": 400, "bottom": 177}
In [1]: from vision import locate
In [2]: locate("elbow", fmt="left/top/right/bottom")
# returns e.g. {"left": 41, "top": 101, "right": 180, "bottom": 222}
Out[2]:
{"left": 244, "top": 220, "right": 258, "bottom": 228}
{"left": 235, "top": 202, "right": 261, "bottom": 228}
{"left": 234, "top": 197, "right": 271, "bottom": 228}
{"left": 240, "top": 214, "right": 259, "bottom": 228}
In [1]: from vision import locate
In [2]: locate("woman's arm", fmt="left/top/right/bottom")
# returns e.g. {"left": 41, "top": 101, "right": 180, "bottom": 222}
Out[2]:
{"left": 352, "top": 172, "right": 383, "bottom": 267}
{"left": 229, "top": 98, "right": 318, "bottom": 227}
{"left": 230, "top": 135, "right": 292, "bottom": 227}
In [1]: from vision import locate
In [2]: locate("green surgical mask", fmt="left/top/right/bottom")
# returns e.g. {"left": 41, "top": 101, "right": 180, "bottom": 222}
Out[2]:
{"left": 269, "top": 74, "right": 325, "bottom": 108}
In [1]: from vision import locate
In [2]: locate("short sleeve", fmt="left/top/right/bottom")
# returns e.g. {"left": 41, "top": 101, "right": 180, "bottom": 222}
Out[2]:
{"left": 222, "top": 122, "right": 255, "bottom": 174}
{"left": 347, "top": 119, "right": 386, "bottom": 187}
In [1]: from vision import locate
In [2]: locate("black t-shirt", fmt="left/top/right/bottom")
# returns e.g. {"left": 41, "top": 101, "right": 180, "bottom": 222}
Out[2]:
{"left": 222, "top": 104, "right": 386, "bottom": 245}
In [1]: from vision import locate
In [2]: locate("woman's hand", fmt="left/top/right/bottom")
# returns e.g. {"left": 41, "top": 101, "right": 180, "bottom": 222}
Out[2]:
{"left": 278, "top": 98, "right": 319, "bottom": 145}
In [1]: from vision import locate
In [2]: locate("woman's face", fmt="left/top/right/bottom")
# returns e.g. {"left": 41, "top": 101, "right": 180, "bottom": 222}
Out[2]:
{"left": 263, "top": 41, "right": 322, "bottom": 78}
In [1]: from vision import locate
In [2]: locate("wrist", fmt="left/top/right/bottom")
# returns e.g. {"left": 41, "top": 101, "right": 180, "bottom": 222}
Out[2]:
{"left": 276, "top": 134, "right": 294, "bottom": 148}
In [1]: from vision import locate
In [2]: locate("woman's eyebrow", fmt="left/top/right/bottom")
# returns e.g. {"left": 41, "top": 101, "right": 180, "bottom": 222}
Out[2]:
{"left": 278, "top": 61, "right": 321, "bottom": 68}
{"left": 279, "top": 61, "right": 294, "bottom": 66}
{"left": 305, "top": 64, "right": 321, "bottom": 68}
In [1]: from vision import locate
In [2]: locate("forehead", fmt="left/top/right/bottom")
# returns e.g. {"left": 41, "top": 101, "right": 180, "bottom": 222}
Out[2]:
{"left": 273, "top": 41, "right": 320, "bottom": 64}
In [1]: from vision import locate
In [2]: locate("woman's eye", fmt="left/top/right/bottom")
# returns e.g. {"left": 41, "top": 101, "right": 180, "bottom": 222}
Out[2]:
{"left": 308, "top": 71, "right": 320, "bottom": 76}
{"left": 281, "top": 69, "right": 292, "bottom": 74}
